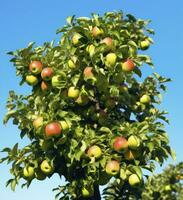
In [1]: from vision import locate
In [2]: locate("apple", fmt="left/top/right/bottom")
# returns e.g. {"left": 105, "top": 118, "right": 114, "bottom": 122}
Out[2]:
{"left": 45, "top": 122, "right": 62, "bottom": 137}
{"left": 128, "top": 135, "right": 140, "bottom": 150}
{"left": 29, "top": 61, "right": 43, "bottom": 74}
{"left": 128, "top": 174, "right": 141, "bottom": 186}
{"left": 40, "top": 160, "right": 54, "bottom": 175}
{"left": 86, "top": 44, "right": 95, "bottom": 56}
{"left": 92, "top": 26, "right": 103, "bottom": 37}
{"left": 60, "top": 120, "right": 69, "bottom": 131}
{"left": 23, "top": 166, "right": 35, "bottom": 179}
{"left": 26, "top": 75, "right": 38, "bottom": 86}
{"left": 51, "top": 75, "right": 61, "bottom": 87}
{"left": 83, "top": 67, "right": 93, "bottom": 78}
{"left": 105, "top": 160, "right": 120, "bottom": 176}
{"left": 101, "top": 37, "right": 113, "bottom": 47}
{"left": 41, "top": 81, "right": 48, "bottom": 91}
{"left": 33, "top": 116, "right": 43, "bottom": 129}
{"left": 35, "top": 169, "right": 46, "bottom": 180}
{"left": 68, "top": 59, "right": 76, "bottom": 69}
{"left": 119, "top": 84, "right": 128, "bottom": 93}
{"left": 82, "top": 187, "right": 94, "bottom": 198}
{"left": 106, "top": 53, "right": 117, "bottom": 66}
{"left": 164, "top": 185, "right": 171, "bottom": 191}
{"left": 72, "top": 33, "right": 81, "bottom": 45}
{"left": 113, "top": 136, "right": 128, "bottom": 151}
{"left": 121, "top": 59, "right": 135, "bottom": 72}
{"left": 68, "top": 86, "right": 80, "bottom": 98}
{"left": 124, "top": 149, "right": 137, "bottom": 160}
{"left": 41, "top": 67, "right": 53, "bottom": 81}
{"left": 87, "top": 145, "right": 102, "bottom": 159}
{"left": 140, "top": 94, "right": 151, "bottom": 104}
{"left": 140, "top": 39, "right": 150, "bottom": 50}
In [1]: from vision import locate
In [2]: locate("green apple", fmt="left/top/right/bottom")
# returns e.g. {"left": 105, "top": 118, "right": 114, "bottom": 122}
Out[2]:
{"left": 68, "top": 59, "right": 76, "bottom": 69}
{"left": 60, "top": 120, "right": 69, "bottom": 131}
{"left": 26, "top": 75, "right": 38, "bottom": 86}
{"left": 164, "top": 185, "right": 171, "bottom": 191}
{"left": 33, "top": 116, "right": 43, "bottom": 129}
{"left": 82, "top": 187, "right": 94, "bottom": 198}
{"left": 92, "top": 26, "right": 103, "bottom": 37}
{"left": 35, "top": 169, "right": 46, "bottom": 181}
{"left": 128, "top": 135, "right": 140, "bottom": 150}
{"left": 140, "top": 94, "right": 151, "bottom": 104}
{"left": 23, "top": 166, "right": 35, "bottom": 179}
{"left": 106, "top": 53, "right": 117, "bottom": 66}
{"left": 68, "top": 87, "right": 80, "bottom": 98}
{"left": 72, "top": 33, "right": 81, "bottom": 45}
{"left": 106, "top": 160, "right": 120, "bottom": 176}
{"left": 121, "top": 59, "right": 135, "bottom": 72}
{"left": 40, "top": 160, "right": 54, "bottom": 175}
{"left": 86, "top": 44, "right": 95, "bottom": 56}
{"left": 140, "top": 39, "right": 150, "bottom": 50}
{"left": 128, "top": 174, "right": 141, "bottom": 186}
{"left": 87, "top": 145, "right": 102, "bottom": 159}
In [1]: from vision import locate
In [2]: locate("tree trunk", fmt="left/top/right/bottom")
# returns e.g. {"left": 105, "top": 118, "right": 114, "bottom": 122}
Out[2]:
{"left": 90, "top": 185, "right": 101, "bottom": 200}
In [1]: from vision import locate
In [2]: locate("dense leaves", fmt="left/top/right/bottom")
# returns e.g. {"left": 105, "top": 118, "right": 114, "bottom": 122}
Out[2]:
{"left": 1, "top": 11, "right": 173, "bottom": 199}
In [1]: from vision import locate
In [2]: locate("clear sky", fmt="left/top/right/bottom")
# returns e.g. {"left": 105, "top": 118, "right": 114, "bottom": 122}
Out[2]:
{"left": 0, "top": 0, "right": 183, "bottom": 199}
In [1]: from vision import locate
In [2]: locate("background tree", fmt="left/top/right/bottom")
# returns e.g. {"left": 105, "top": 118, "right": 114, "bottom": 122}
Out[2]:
{"left": 0, "top": 11, "right": 175, "bottom": 199}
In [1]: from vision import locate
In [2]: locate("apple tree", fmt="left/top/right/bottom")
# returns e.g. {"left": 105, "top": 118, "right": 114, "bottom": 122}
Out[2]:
{"left": 0, "top": 11, "right": 174, "bottom": 199}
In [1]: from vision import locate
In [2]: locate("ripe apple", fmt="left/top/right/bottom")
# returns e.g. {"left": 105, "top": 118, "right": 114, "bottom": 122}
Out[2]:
{"left": 29, "top": 61, "right": 43, "bottom": 74}
{"left": 128, "top": 135, "right": 140, "bottom": 150}
{"left": 101, "top": 37, "right": 113, "bottom": 47}
{"left": 105, "top": 160, "right": 120, "bottom": 176}
{"left": 128, "top": 174, "right": 141, "bottom": 186}
{"left": 60, "top": 120, "right": 69, "bottom": 131}
{"left": 82, "top": 187, "right": 94, "bottom": 198}
{"left": 35, "top": 169, "right": 46, "bottom": 180}
{"left": 23, "top": 166, "right": 35, "bottom": 179}
{"left": 83, "top": 67, "right": 93, "bottom": 78}
{"left": 26, "top": 75, "right": 38, "bottom": 86}
{"left": 68, "top": 87, "right": 80, "bottom": 98}
{"left": 40, "top": 160, "right": 54, "bottom": 175}
{"left": 92, "top": 26, "right": 103, "bottom": 37}
{"left": 41, "top": 67, "right": 53, "bottom": 81}
{"left": 140, "top": 94, "right": 151, "bottom": 104}
{"left": 33, "top": 116, "right": 43, "bottom": 129}
{"left": 87, "top": 145, "right": 102, "bottom": 159}
{"left": 113, "top": 136, "right": 128, "bottom": 151}
{"left": 41, "top": 81, "right": 48, "bottom": 91}
{"left": 140, "top": 39, "right": 150, "bottom": 50}
{"left": 72, "top": 33, "right": 81, "bottom": 45}
{"left": 106, "top": 53, "right": 117, "bottom": 66}
{"left": 45, "top": 122, "right": 62, "bottom": 137}
{"left": 121, "top": 59, "right": 135, "bottom": 72}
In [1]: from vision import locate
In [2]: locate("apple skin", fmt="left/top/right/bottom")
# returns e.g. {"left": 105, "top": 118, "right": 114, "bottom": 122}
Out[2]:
{"left": 140, "top": 39, "right": 150, "bottom": 50}
{"left": 68, "top": 87, "right": 80, "bottom": 98}
{"left": 40, "top": 160, "right": 54, "bottom": 175}
{"left": 83, "top": 67, "right": 93, "bottom": 78}
{"left": 87, "top": 145, "right": 102, "bottom": 159}
{"left": 51, "top": 75, "right": 61, "bottom": 87}
{"left": 140, "top": 94, "right": 151, "bottom": 104}
{"left": 41, "top": 67, "right": 53, "bottom": 81}
{"left": 86, "top": 44, "right": 95, "bottom": 56}
{"left": 35, "top": 169, "right": 46, "bottom": 180}
{"left": 121, "top": 59, "right": 135, "bottom": 72}
{"left": 82, "top": 187, "right": 94, "bottom": 198}
{"left": 26, "top": 75, "right": 38, "bottom": 86}
{"left": 29, "top": 61, "right": 43, "bottom": 74}
{"left": 101, "top": 37, "right": 113, "bottom": 47}
{"left": 92, "top": 26, "right": 103, "bottom": 37}
{"left": 113, "top": 136, "right": 128, "bottom": 151}
{"left": 41, "top": 81, "right": 48, "bottom": 91}
{"left": 45, "top": 122, "right": 62, "bottom": 137}
{"left": 164, "top": 185, "right": 171, "bottom": 191}
{"left": 105, "top": 160, "right": 120, "bottom": 176}
{"left": 128, "top": 135, "right": 140, "bottom": 150}
{"left": 68, "top": 59, "right": 76, "bottom": 69}
{"left": 128, "top": 174, "right": 141, "bottom": 186}
{"left": 23, "top": 166, "right": 35, "bottom": 179}
{"left": 33, "top": 117, "right": 43, "bottom": 129}
{"left": 72, "top": 33, "right": 81, "bottom": 45}
{"left": 106, "top": 53, "right": 117, "bottom": 66}
{"left": 60, "top": 120, "right": 69, "bottom": 131}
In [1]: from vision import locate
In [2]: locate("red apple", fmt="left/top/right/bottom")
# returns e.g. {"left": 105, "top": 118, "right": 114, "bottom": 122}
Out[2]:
{"left": 121, "top": 59, "right": 135, "bottom": 72}
{"left": 33, "top": 117, "right": 43, "bottom": 129}
{"left": 101, "top": 37, "right": 113, "bottom": 47}
{"left": 29, "top": 61, "right": 43, "bottom": 74}
{"left": 45, "top": 122, "right": 62, "bottom": 137}
{"left": 113, "top": 136, "right": 128, "bottom": 151}
{"left": 83, "top": 67, "right": 93, "bottom": 78}
{"left": 105, "top": 160, "right": 120, "bottom": 176}
{"left": 41, "top": 67, "right": 53, "bottom": 81}
{"left": 41, "top": 81, "right": 48, "bottom": 91}
{"left": 92, "top": 26, "right": 103, "bottom": 37}
{"left": 87, "top": 145, "right": 102, "bottom": 159}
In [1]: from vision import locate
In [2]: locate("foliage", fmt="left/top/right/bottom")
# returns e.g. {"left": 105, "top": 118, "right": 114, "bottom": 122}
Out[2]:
{"left": 0, "top": 11, "right": 173, "bottom": 199}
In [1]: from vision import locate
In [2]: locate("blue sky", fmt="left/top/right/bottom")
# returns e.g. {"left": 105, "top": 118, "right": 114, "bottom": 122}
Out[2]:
{"left": 0, "top": 0, "right": 183, "bottom": 199}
